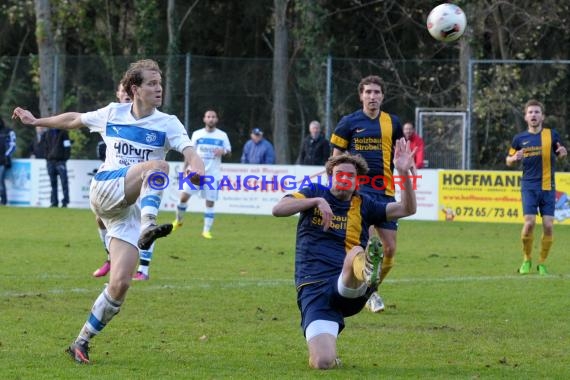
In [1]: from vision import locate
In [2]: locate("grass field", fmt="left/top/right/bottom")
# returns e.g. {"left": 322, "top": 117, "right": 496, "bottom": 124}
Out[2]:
{"left": 1, "top": 207, "right": 569, "bottom": 379}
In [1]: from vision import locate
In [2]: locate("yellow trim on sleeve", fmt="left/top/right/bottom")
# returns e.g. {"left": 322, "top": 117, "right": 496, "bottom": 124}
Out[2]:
{"left": 330, "top": 133, "right": 348, "bottom": 150}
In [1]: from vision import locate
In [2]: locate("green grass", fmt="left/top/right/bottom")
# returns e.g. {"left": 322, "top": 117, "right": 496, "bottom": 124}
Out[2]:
{"left": 1, "top": 207, "right": 569, "bottom": 379}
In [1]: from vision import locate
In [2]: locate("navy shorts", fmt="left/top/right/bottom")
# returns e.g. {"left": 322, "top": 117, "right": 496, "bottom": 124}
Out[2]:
{"left": 297, "top": 277, "right": 368, "bottom": 336}
{"left": 521, "top": 189, "right": 555, "bottom": 216}
{"left": 358, "top": 186, "right": 398, "bottom": 231}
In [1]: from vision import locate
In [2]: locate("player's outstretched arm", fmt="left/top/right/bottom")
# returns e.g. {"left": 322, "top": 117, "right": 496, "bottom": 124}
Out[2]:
{"left": 12, "top": 107, "right": 84, "bottom": 130}
{"left": 386, "top": 138, "right": 417, "bottom": 220}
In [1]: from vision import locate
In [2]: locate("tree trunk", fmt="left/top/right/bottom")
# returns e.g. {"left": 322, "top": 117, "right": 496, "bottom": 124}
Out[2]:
{"left": 164, "top": 0, "right": 178, "bottom": 115}
{"left": 272, "top": 0, "right": 290, "bottom": 164}
{"left": 34, "top": 0, "right": 57, "bottom": 117}
{"left": 491, "top": 4, "right": 508, "bottom": 59}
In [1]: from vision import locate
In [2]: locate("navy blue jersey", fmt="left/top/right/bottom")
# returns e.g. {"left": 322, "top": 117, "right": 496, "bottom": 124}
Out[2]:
{"left": 330, "top": 110, "right": 403, "bottom": 196}
{"left": 289, "top": 184, "right": 388, "bottom": 289}
{"left": 508, "top": 128, "right": 563, "bottom": 191}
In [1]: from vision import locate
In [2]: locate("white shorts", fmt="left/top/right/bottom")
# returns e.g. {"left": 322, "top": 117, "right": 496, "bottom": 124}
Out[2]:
{"left": 180, "top": 179, "right": 219, "bottom": 202}
{"left": 90, "top": 167, "right": 140, "bottom": 249}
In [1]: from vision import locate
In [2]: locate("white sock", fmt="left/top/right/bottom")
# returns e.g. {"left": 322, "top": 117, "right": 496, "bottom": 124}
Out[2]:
{"left": 77, "top": 288, "right": 122, "bottom": 343}
{"left": 204, "top": 207, "right": 214, "bottom": 232}
{"left": 140, "top": 174, "right": 164, "bottom": 229}
{"left": 337, "top": 275, "right": 367, "bottom": 298}
{"left": 138, "top": 247, "right": 153, "bottom": 275}
{"left": 176, "top": 202, "right": 188, "bottom": 222}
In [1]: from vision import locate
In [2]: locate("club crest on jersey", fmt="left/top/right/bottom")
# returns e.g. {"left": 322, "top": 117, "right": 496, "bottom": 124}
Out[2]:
{"left": 145, "top": 132, "right": 158, "bottom": 144}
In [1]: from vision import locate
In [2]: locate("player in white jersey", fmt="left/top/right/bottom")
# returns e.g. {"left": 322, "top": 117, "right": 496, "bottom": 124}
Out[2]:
{"left": 92, "top": 82, "right": 132, "bottom": 278}
{"left": 173, "top": 109, "right": 231, "bottom": 239}
{"left": 12, "top": 59, "right": 205, "bottom": 364}
{"left": 91, "top": 82, "right": 158, "bottom": 281}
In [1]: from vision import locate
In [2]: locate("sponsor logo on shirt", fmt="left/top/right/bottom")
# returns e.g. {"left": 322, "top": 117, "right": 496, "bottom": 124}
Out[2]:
{"left": 146, "top": 132, "right": 158, "bottom": 144}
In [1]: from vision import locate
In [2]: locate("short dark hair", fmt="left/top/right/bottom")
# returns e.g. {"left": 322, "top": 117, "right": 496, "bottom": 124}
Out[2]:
{"left": 358, "top": 75, "right": 385, "bottom": 95}
{"left": 524, "top": 99, "right": 545, "bottom": 114}
{"left": 325, "top": 153, "right": 369, "bottom": 177}
{"left": 121, "top": 59, "right": 162, "bottom": 98}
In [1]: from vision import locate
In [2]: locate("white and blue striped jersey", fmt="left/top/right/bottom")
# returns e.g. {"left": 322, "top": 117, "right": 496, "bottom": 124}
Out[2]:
{"left": 190, "top": 127, "right": 231, "bottom": 180}
{"left": 81, "top": 102, "right": 192, "bottom": 171}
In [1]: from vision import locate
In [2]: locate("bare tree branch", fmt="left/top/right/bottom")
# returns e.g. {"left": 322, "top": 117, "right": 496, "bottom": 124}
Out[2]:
{"left": 178, "top": 0, "right": 201, "bottom": 33}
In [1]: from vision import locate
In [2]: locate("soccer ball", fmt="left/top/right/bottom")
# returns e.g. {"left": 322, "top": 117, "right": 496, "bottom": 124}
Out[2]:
{"left": 426, "top": 3, "right": 466, "bottom": 42}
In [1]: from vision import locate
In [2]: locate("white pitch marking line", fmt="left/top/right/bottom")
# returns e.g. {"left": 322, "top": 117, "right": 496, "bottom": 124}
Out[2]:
{"left": 1, "top": 274, "right": 566, "bottom": 298}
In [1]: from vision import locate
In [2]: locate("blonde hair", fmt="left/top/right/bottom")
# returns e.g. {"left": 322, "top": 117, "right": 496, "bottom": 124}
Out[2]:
{"left": 121, "top": 59, "right": 162, "bottom": 98}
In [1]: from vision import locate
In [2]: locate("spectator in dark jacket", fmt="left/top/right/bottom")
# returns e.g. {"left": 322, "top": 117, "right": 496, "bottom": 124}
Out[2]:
{"left": 0, "top": 117, "right": 17, "bottom": 205}
{"left": 29, "top": 127, "right": 47, "bottom": 159}
{"left": 296, "top": 121, "right": 330, "bottom": 166}
{"left": 43, "top": 129, "right": 71, "bottom": 207}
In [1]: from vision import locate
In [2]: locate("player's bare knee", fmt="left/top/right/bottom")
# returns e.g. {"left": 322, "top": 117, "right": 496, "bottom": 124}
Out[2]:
{"left": 309, "top": 354, "right": 337, "bottom": 370}
{"left": 316, "top": 358, "right": 337, "bottom": 369}
{"left": 107, "top": 280, "right": 130, "bottom": 299}
{"left": 523, "top": 222, "right": 535, "bottom": 234}
{"left": 383, "top": 245, "right": 396, "bottom": 257}
{"left": 141, "top": 166, "right": 169, "bottom": 189}
{"left": 146, "top": 160, "right": 169, "bottom": 174}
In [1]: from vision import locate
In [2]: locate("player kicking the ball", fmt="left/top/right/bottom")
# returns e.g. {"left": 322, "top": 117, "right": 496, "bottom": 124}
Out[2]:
{"left": 13, "top": 59, "right": 204, "bottom": 364}
{"left": 272, "top": 139, "right": 416, "bottom": 369}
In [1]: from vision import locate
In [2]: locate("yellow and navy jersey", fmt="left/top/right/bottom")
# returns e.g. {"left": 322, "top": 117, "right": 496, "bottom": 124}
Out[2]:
{"left": 330, "top": 110, "right": 403, "bottom": 196}
{"left": 508, "top": 128, "right": 564, "bottom": 191}
{"left": 289, "top": 183, "right": 388, "bottom": 289}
